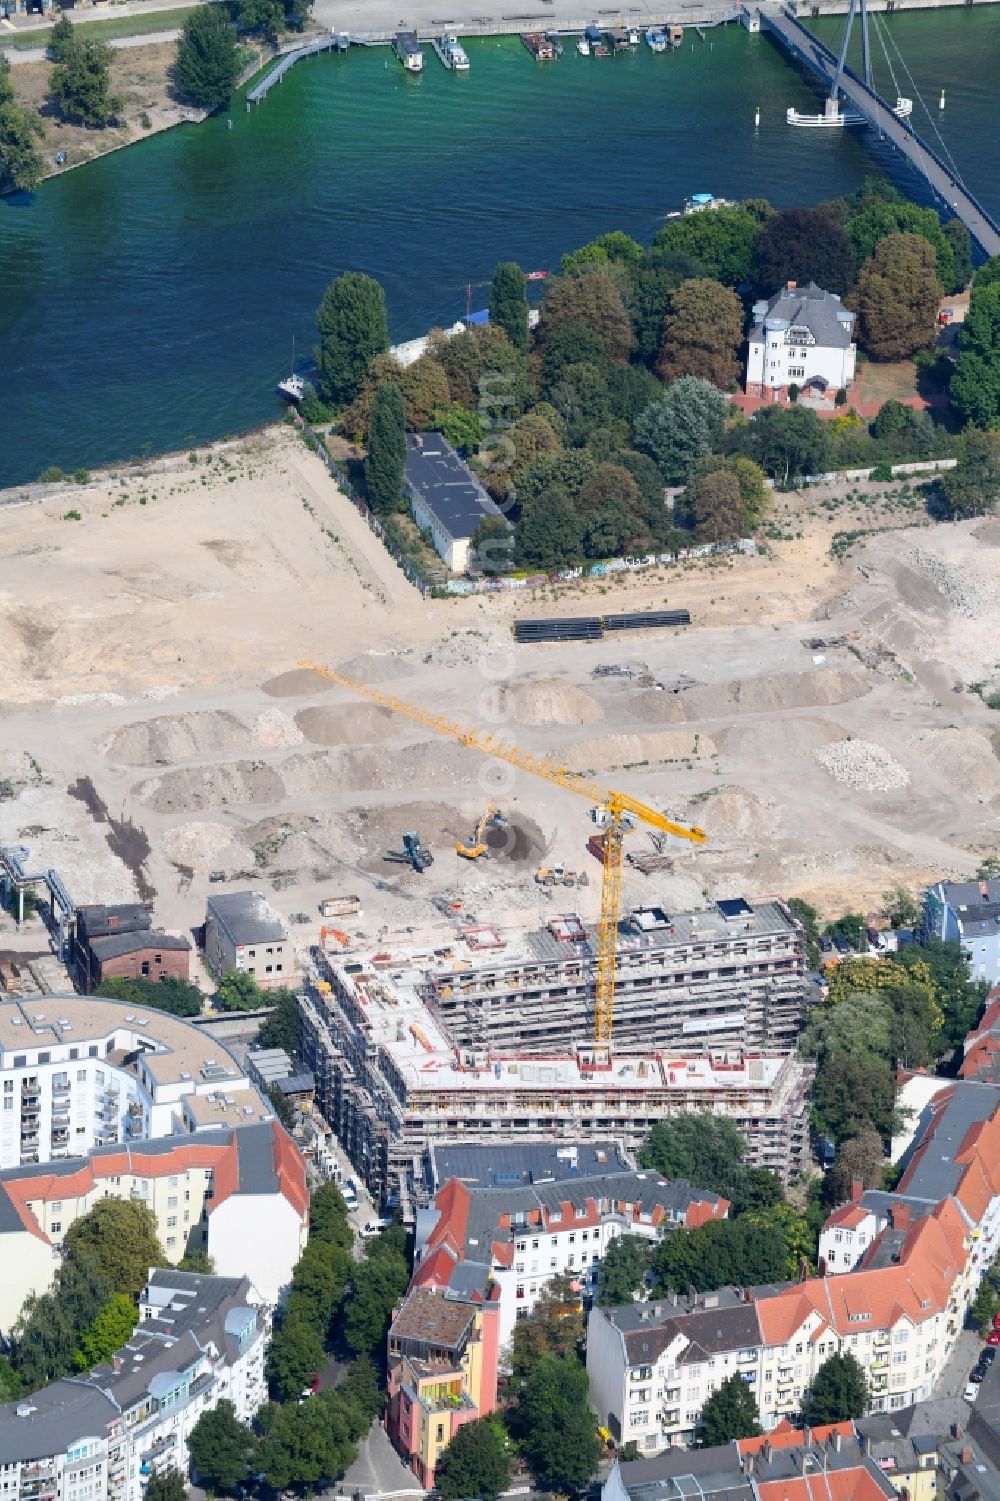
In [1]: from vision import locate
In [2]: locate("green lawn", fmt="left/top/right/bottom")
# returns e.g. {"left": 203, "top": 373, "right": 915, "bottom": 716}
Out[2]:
{"left": 5, "top": 6, "right": 196, "bottom": 47}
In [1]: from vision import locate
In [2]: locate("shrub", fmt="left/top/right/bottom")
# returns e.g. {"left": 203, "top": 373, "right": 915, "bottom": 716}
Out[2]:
{"left": 73, "top": 468, "right": 91, "bottom": 484}
{"left": 788, "top": 383, "right": 799, "bottom": 403}
{"left": 38, "top": 466, "right": 69, "bottom": 483}
{"left": 835, "top": 387, "right": 848, "bottom": 406}
{"left": 870, "top": 463, "right": 894, "bottom": 483}
{"left": 63, "top": 509, "right": 82, "bottom": 521}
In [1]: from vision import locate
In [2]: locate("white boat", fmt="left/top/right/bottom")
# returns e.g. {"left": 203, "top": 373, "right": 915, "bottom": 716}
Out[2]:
{"left": 576, "top": 35, "right": 590, "bottom": 53}
{"left": 432, "top": 32, "right": 469, "bottom": 68}
{"left": 645, "top": 27, "right": 667, "bottom": 51}
{"left": 393, "top": 30, "right": 424, "bottom": 71}
{"left": 786, "top": 95, "right": 912, "bottom": 127}
{"left": 277, "top": 337, "right": 304, "bottom": 403}
{"left": 627, "top": 26, "right": 640, "bottom": 44}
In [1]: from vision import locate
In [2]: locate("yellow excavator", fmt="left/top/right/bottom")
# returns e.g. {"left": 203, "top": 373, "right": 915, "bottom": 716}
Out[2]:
{"left": 456, "top": 805, "right": 506, "bottom": 861}
{"left": 299, "top": 661, "right": 707, "bottom": 1049}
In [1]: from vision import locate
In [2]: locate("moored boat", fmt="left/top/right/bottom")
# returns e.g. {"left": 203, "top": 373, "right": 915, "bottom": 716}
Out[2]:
{"left": 645, "top": 27, "right": 668, "bottom": 51}
{"left": 393, "top": 30, "right": 424, "bottom": 71}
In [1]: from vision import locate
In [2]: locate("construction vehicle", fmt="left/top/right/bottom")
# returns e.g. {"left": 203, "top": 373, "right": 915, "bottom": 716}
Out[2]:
{"left": 456, "top": 807, "right": 506, "bottom": 861}
{"left": 385, "top": 832, "right": 433, "bottom": 874}
{"left": 535, "top": 865, "right": 588, "bottom": 888}
{"left": 300, "top": 660, "right": 706, "bottom": 1048}
{"left": 320, "top": 926, "right": 350, "bottom": 950}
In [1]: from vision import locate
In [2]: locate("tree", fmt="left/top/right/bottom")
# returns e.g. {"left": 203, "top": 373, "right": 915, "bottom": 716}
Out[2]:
{"left": 341, "top": 1231, "right": 409, "bottom": 1356}
{"left": 789, "top": 896, "right": 822, "bottom": 967}
{"left": 562, "top": 230, "right": 643, "bottom": 276}
{"left": 96, "top": 975, "right": 203, "bottom": 1017}
{"left": 634, "top": 377, "right": 727, "bottom": 484}
{"left": 0, "top": 57, "right": 44, "bottom": 193}
{"left": 477, "top": 410, "right": 561, "bottom": 501}
{"left": 801, "top": 1353, "right": 869, "bottom": 1424}
{"left": 944, "top": 219, "right": 973, "bottom": 293}
{"left": 826, "top": 1128, "right": 885, "bottom": 1209}
{"left": 0, "top": 1357, "right": 23, "bottom": 1403}
{"left": 657, "top": 278, "right": 744, "bottom": 389}
{"left": 629, "top": 247, "right": 705, "bottom": 363}
{"left": 699, "top": 1373, "right": 762, "bottom": 1445}
{"left": 515, "top": 485, "right": 582, "bottom": 570}
{"left": 342, "top": 352, "right": 449, "bottom": 442}
{"left": 65, "top": 1198, "right": 165, "bottom": 1298}
{"left": 144, "top": 1470, "right": 187, "bottom": 1501}
{"left": 652, "top": 1217, "right": 792, "bottom": 1293}
{"left": 882, "top": 886, "right": 919, "bottom": 929}
{"left": 365, "top": 382, "right": 406, "bottom": 517}
{"left": 748, "top": 404, "right": 830, "bottom": 485}
{"left": 509, "top": 1275, "right": 584, "bottom": 1384}
{"left": 653, "top": 203, "right": 764, "bottom": 288}
{"left": 598, "top": 1234, "right": 652, "bottom": 1306}
{"left": 811, "top": 1050, "right": 896, "bottom": 1144}
{"left": 257, "top": 987, "right": 301, "bottom": 1053}
{"left": 548, "top": 361, "right": 611, "bottom": 447}
{"left": 267, "top": 1310, "right": 327, "bottom": 1401}
{"left": 256, "top": 1389, "right": 357, "bottom": 1490}
{"left": 951, "top": 283, "right": 1000, "bottom": 427}
{"left": 48, "top": 13, "right": 77, "bottom": 61}
{"left": 74, "top": 1293, "right": 138, "bottom": 1371}
{"left": 437, "top": 1418, "right": 511, "bottom": 1501}
{"left": 969, "top": 1252, "right": 1000, "bottom": 1331}
{"left": 541, "top": 265, "right": 634, "bottom": 365}
{"left": 851, "top": 234, "right": 943, "bottom": 361}
{"left": 49, "top": 37, "right": 122, "bottom": 127}
{"left": 608, "top": 364, "right": 663, "bottom": 425}
{"left": 430, "top": 401, "right": 486, "bottom": 454}
{"left": 174, "top": 4, "right": 241, "bottom": 111}
{"left": 236, "top": 0, "right": 283, "bottom": 38}
{"left": 516, "top": 1353, "right": 602, "bottom": 1493}
{"left": 433, "top": 323, "right": 529, "bottom": 413}
{"left": 751, "top": 207, "right": 856, "bottom": 298}
{"left": 215, "top": 968, "right": 267, "bottom": 1012}
{"left": 489, "top": 262, "right": 529, "bottom": 354}
{"left": 188, "top": 1400, "right": 258, "bottom": 1493}
{"left": 541, "top": 320, "right": 607, "bottom": 389}
{"left": 892, "top": 939, "right": 986, "bottom": 1052}
{"left": 935, "top": 429, "right": 1000, "bottom": 520}
{"left": 178, "top": 1249, "right": 216, "bottom": 1273}
{"left": 688, "top": 469, "right": 745, "bottom": 544}
{"left": 315, "top": 271, "right": 389, "bottom": 406}
{"left": 266, "top": 1082, "right": 295, "bottom": 1130}
{"left": 14, "top": 1255, "right": 109, "bottom": 1391}
{"left": 846, "top": 201, "right": 954, "bottom": 294}
{"left": 640, "top": 1112, "right": 747, "bottom": 1193}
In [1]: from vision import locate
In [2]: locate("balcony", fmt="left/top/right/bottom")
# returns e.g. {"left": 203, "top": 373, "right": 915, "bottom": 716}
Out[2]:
{"left": 140, "top": 1436, "right": 176, "bottom": 1469}
{"left": 416, "top": 1387, "right": 477, "bottom": 1417}
{"left": 50, "top": 1112, "right": 70, "bottom": 1127}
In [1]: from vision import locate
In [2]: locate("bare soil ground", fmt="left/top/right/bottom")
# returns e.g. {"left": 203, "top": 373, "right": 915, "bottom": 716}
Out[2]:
{"left": 10, "top": 41, "right": 203, "bottom": 176}
{"left": 1, "top": 425, "right": 998, "bottom": 964}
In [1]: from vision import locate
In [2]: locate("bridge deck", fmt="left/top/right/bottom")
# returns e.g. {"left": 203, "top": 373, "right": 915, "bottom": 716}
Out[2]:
{"left": 759, "top": 5, "right": 1000, "bottom": 259}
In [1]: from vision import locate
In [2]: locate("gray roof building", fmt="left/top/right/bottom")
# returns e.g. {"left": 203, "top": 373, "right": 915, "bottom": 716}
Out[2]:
{"left": 206, "top": 891, "right": 287, "bottom": 947}
{"left": 750, "top": 281, "right": 855, "bottom": 349}
{"left": 404, "top": 433, "right": 505, "bottom": 552}
{"left": 425, "top": 1140, "right": 632, "bottom": 1194}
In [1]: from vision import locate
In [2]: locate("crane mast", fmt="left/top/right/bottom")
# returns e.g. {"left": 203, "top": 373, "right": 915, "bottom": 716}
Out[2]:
{"left": 300, "top": 660, "right": 707, "bottom": 1047}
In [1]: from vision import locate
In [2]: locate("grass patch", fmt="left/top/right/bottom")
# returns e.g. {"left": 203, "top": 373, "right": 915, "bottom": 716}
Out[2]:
{"left": 6, "top": 7, "right": 197, "bottom": 47}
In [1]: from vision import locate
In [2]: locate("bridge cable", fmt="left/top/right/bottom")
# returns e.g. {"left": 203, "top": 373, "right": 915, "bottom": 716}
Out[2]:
{"left": 874, "top": 13, "right": 965, "bottom": 186}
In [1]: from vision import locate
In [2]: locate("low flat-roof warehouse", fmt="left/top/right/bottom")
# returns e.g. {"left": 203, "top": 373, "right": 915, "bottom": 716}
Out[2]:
{"left": 404, "top": 432, "right": 507, "bottom": 573}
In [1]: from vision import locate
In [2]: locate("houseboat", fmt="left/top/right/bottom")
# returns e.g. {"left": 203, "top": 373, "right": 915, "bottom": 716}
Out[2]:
{"left": 576, "top": 34, "right": 590, "bottom": 53}
{"left": 393, "top": 30, "right": 424, "bottom": 71}
{"left": 607, "top": 26, "right": 630, "bottom": 50}
{"left": 667, "top": 24, "right": 684, "bottom": 46}
{"left": 431, "top": 33, "right": 469, "bottom": 68}
{"left": 521, "top": 30, "right": 556, "bottom": 58}
{"left": 627, "top": 26, "right": 640, "bottom": 44}
{"left": 645, "top": 26, "right": 667, "bottom": 50}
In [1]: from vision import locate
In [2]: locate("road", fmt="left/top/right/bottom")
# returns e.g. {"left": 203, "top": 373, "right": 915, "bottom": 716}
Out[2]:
{"left": 3, "top": 27, "right": 178, "bottom": 60}
{"left": 332, "top": 1421, "right": 424, "bottom": 1501}
{"left": 0, "top": 0, "right": 201, "bottom": 31}
{"left": 936, "top": 1327, "right": 982, "bottom": 1400}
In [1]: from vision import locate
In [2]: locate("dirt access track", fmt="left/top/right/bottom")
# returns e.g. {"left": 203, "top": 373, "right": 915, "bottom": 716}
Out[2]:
{"left": 0, "top": 425, "right": 998, "bottom": 953}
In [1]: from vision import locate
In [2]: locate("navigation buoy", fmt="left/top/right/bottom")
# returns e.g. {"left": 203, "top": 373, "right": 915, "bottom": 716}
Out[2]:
{"left": 755, "top": 104, "right": 761, "bottom": 127}
{"left": 939, "top": 88, "right": 945, "bottom": 109}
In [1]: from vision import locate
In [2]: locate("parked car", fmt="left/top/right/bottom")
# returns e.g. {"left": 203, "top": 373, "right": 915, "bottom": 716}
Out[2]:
{"left": 981, "top": 1346, "right": 997, "bottom": 1364}
{"left": 965, "top": 1382, "right": 980, "bottom": 1402}
{"left": 969, "top": 1368, "right": 986, "bottom": 1384}
{"left": 987, "top": 1331, "right": 1000, "bottom": 1347}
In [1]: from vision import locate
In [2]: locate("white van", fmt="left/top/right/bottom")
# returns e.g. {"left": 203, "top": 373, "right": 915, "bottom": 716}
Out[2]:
{"left": 340, "top": 1178, "right": 358, "bottom": 1211}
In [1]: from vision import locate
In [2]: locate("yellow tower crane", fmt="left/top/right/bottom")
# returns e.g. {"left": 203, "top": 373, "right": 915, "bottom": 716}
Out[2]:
{"left": 300, "top": 661, "right": 707, "bottom": 1048}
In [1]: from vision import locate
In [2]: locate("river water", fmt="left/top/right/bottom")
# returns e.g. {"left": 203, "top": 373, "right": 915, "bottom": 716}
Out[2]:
{"left": 1, "top": 8, "right": 998, "bottom": 486}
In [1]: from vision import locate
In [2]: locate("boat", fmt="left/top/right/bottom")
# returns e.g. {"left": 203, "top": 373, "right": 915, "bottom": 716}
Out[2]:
{"left": 593, "top": 42, "right": 609, "bottom": 56}
{"left": 667, "top": 24, "right": 683, "bottom": 47}
{"left": 683, "top": 192, "right": 730, "bottom": 214}
{"left": 608, "top": 26, "right": 630, "bottom": 50}
{"left": 393, "top": 30, "right": 424, "bottom": 71}
{"left": 627, "top": 26, "right": 640, "bottom": 44}
{"left": 431, "top": 33, "right": 469, "bottom": 69}
{"left": 645, "top": 27, "right": 668, "bottom": 51}
{"left": 576, "top": 35, "right": 590, "bottom": 54}
{"left": 521, "top": 30, "right": 556, "bottom": 59}
{"left": 277, "top": 339, "right": 304, "bottom": 403}
{"left": 786, "top": 95, "right": 912, "bottom": 127}
{"left": 545, "top": 29, "right": 564, "bottom": 56}
{"left": 584, "top": 24, "right": 603, "bottom": 45}
{"left": 525, "top": 269, "right": 548, "bottom": 282}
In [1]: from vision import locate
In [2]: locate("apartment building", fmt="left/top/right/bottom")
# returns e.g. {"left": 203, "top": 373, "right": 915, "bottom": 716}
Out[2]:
{"left": 0, "top": 1120, "right": 309, "bottom": 1331}
{"left": 924, "top": 881, "right": 1000, "bottom": 984}
{"left": 413, "top": 1148, "right": 727, "bottom": 1346}
{"left": 0, "top": 1270, "right": 268, "bottom": 1501}
{"left": 300, "top": 908, "right": 813, "bottom": 1207}
{"left": 204, "top": 892, "right": 292, "bottom": 990}
{"left": 0, "top": 994, "right": 271, "bottom": 1170}
{"left": 386, "top": 1283, "right": 501, "bottom": 1487}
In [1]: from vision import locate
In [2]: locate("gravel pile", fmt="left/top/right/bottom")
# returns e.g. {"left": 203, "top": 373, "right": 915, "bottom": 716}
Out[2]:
{"left": 908, "top": 546, "right": 992, "bottom": 618}
{"left": 815, "top": 739, "right": 910, "bottom": 792}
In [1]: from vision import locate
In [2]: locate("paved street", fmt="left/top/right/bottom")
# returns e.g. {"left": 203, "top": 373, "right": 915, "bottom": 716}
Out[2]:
{"left": 936, "top": 1327, "right": 982, "bottom": 1400}
{"left": 333, "top": 1419, "right": 423, "bottom": 1501}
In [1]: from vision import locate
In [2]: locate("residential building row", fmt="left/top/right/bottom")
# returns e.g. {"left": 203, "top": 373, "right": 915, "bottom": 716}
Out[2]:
{"left": 300, "top": 897, "right": 812, "bottom": 1207}
{"left": 923, "top": 880, "right": 1000, "bottom": 986}
{"left": 590, "top": 1049, "right": 1000, "bottom": 1454}
{"left": 0, "top": 993, "right": 273, "bottom": 1173}
{"left": 0, "top": 1269, "right": 269, "bottom": 1501}
{"left": 0, "top": 1119, "right": 309, "bottom": 1333}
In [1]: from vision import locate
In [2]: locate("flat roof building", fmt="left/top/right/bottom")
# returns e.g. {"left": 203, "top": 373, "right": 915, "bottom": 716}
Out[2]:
{"left": 404, "top": 432, "right": 507, "bottom": 574}
{"left": 205, "top": 891, "right": 293, "bottom": 990}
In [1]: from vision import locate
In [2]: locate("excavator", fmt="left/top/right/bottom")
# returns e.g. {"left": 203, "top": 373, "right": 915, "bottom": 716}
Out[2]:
{"left": 385, "top": 831, "right": 434, "bottom": 874}
{"left": 300, "top": 660, "right": 707, "bottom": 1050}
{"left": 456, "top": 806, "right": 506, "bottom": 861}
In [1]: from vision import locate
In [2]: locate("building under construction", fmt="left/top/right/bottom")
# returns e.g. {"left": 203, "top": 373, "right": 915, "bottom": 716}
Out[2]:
{"left": 299, "top": 896, "right": 812, "bottom": 1209}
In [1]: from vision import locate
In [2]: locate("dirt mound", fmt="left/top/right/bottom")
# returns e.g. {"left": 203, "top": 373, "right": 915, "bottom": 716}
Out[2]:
{"left": 627, "top": 669, "right": 868, "bottom": 725}
{"left": 686, "top": 785, "right": 780, "bottom": 841}
{"left": 566, "top": 730, "right": 716, "bottom": 771}
{"left": 0, "top": 750, "right": 43, "bottom": 784}
{"left": 295, "top": 704, "right": 397, "bottom": 748}
{"left": 336, "top": 651, "right": 415, "bottom": 683}
{"left": 815, "top": 740, "right": 910, "bottom": 792}
{"left": 102, "top": 709, "right": 301, "bottom": 766}
{"left": 136, "top": 760, "right": 285, "bottom": 813}
{"left": 161, "top": 821, "right": 249, "bottom": 873}
{"left": 500, "top": 678, "right": 603, "bottom": 726}
{"left": 261, "top": 668, "right": 336, "bottom": 698}
{"left": 718, "top": 717, "right": 846, "bottom": 760}
{"left": 914, "top": 728, "right": 1000, "bottom": 801}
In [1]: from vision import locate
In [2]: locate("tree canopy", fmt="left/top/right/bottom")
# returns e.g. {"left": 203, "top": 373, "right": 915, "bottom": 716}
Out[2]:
{"left": 64, "top": 1198, "right": 166, "bottom": 1298}
{"left": 699, "top": 1373, "right": 762, "bottom": 1445}
{"left": 96, "top": 975, "right": 203, "bottom": 1017}
{"left": 144, "top": 1471, "right": 186, "bottom": 1501}
{"left": 598, "top": 1234, "right": 652, "bottom": 1306}
{"left": 652, "top": 202, "right": 766, "bottom": 288}
{"left": 541, "top": 264, "right": 634, "bottom": 365}
{"left": 634, "top": 376, "right": 728, "bottom": 484}
{"left": 256, "top": 987, "right": 301, "bottom": 1053}
{"left": 174, "top": 4, "right": 241, "bottom": 111}
{"left": 801, "top": 1353, "right": 869, "bottom": 1424}
{"left": 514, "top": 1352, "right": 602, "bottom": 1493}
{"left": 846, "top": 200, "right": 954, "bottom": 292}
{"left": 189, "top": 1400, "right": 258, "bottom": 1493}
{"left": 365, "top": 381, "right": 407, "bottom": 517}
{"left": 0, "top": 56, "right": 44, "bottom": 194}
{"left": 935, "top": 428, "right": 1000, "bottom": 521}
{"left": 315, "top": 271, "right": 389, "bottom": 406}
{"left": 748, "top": 404, "right": 830, "bottom": 485}
{"left": 850, "top": 233, "right": 943, "bottom": 361}
{"left": 49, "top": 37, "right": 123, "bottom": 128}
{"left": 73, "top": 1292, "right": 138, "bottom": 1371}
{"left": 437, "top": 1418, "right": 511, "bottom": 1501}
{"left": 751, "top": 207, "right": 856, "bottom": 298}
{"left": 951, "top": 283, "right": 1000, "bottom": 428}
{"left": 490, "top": 262, "right": 529, "bottom": 353}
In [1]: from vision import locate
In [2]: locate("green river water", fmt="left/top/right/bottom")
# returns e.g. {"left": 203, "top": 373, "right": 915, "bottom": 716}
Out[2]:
{"left": 0, "top": 7, "right": 998, "bottom": 486}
